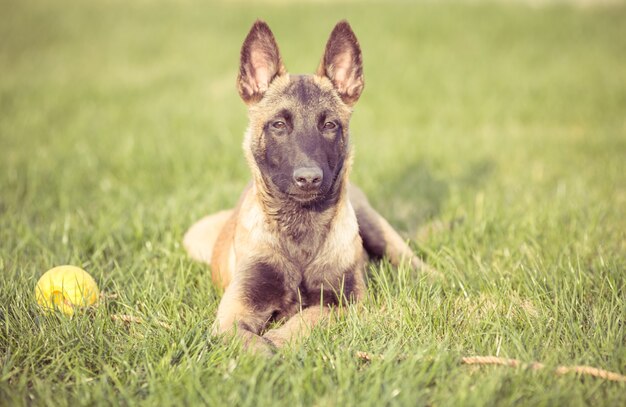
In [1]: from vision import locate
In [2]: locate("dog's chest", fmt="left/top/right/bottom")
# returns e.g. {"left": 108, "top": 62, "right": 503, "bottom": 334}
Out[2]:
{"left": 284, "top": 219, "right": 362, "bottom": 309}
{"left": 241, "top": 252, "right": 360, "bottom": 320}
{"left": 269, "top": 255, "right": 361, "bottom": 321}
{"left": 239, "top": 194, "right": 363, "bottom": 318}
{"left": 279, "top": 204, "right": 361, "bottom": 284}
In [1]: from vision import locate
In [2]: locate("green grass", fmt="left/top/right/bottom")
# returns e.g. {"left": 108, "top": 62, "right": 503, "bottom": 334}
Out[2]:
{"left": 1, "top": 0, "right": 625, "bottom": 405}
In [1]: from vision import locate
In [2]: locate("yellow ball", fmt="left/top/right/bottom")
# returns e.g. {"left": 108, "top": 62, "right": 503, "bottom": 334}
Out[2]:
{"left": 35, "top": 265, "right": 99, "bottom": 316}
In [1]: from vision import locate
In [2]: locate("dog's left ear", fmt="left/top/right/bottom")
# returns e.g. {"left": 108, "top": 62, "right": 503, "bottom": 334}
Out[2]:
{"left": 316, "top": 21, "right": 364, "bottom": 106}
{"left": 238, "top": 20, "right": 287, "bottom": 104}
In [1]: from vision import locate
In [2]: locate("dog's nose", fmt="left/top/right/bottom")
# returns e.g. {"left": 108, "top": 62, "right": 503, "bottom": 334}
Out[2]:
{"left": 293, "top": 167, "right": 323, "bottom": 190}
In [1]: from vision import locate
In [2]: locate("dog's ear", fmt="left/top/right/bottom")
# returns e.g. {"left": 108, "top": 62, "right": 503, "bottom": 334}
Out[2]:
{"left": 237, "top": 20, "right": 287, "bottom": 104}
{"left": 316, "top": 21, "right": 364, "bottom": 106}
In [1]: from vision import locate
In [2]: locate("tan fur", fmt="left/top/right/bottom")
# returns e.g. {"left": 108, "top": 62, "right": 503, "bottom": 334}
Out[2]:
{"left": 184, "top": 20, "right": 431, "bottom": 354}
{"left": 263, "top": 306, "right": 332, "bottom": 347}
{"left": 183, "top": 210, "right": 232, "bottom": 265}
{"left": 202, "top": 176, "right": 365, "bottom": 348}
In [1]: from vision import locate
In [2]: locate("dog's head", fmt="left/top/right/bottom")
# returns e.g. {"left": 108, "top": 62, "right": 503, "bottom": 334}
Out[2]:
{"left": 238, "top": 20, "right": 364, "bottom": 205}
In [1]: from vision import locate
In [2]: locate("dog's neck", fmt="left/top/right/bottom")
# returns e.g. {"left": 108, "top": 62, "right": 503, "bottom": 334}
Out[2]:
{"left": 253, "top": 176, "right": 349, "bottom": 267}
{"left": 253, "top": 159, "right": 350, "bottom": 245}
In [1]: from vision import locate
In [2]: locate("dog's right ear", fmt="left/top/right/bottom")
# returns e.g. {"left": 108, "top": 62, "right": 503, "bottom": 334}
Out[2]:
{"left": 237, "top": 20, "right": 286, "bottom": 105}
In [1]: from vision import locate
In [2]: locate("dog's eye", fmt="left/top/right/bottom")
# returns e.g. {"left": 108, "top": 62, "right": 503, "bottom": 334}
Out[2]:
{"left": 272, "top": 121, "right": 286, "bottom": 130}
{"left": 323, "top": 121, "right": 336, "bottom": 130}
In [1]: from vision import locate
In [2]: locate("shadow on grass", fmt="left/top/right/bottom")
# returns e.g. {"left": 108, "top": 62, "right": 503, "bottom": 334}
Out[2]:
{"left": 374, "top": 159, "right": 495, "bottom": 234}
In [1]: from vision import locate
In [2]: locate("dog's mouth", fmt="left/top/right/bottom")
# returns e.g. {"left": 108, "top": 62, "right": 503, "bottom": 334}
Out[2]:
{"left": 287, "top": 191, "right": 323, "bottom": 204}
{"left": 263, "top": 164, "right": 345, "bottom": 207}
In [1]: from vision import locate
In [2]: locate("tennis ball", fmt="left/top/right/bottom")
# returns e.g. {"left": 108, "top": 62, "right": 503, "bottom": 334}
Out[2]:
{"left": 35, "top": 265, "right": 99, "bottom": 316}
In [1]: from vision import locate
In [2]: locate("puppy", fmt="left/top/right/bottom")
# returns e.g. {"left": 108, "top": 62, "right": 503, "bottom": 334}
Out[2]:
{"left": 184, "top": 20, "right": 428, "bottom": 353}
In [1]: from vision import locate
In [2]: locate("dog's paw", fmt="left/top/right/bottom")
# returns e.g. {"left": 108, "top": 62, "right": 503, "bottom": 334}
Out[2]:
{"left": 241, "top": 335, "right": 278, "bottom": 357}
{"left": 262, "top": 329, "right": 289, "bottom": 348}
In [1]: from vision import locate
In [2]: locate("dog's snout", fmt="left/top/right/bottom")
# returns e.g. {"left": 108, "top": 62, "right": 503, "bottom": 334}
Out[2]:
{"left": 293, "top": 167, "right": 323, "bottom": 190}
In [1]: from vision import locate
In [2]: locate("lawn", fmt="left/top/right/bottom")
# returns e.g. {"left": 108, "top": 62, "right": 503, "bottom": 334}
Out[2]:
{"left": 1, "top": 0, "right": 625, "bottom": 405}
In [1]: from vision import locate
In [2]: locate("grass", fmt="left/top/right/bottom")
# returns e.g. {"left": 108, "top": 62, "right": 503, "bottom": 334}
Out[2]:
{"left": 1, "top": 0, "right": 625, "bottom": 405}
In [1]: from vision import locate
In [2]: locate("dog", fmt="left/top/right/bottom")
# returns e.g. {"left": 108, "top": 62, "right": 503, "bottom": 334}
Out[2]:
{"left": 183, "top": 20, "right": 429, "bottom": 354}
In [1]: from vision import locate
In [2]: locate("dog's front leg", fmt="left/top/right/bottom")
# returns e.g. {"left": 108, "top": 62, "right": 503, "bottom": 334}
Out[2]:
{"left": 262, "top": 306, "right": 332, "bottom": 348}
{"left": 213, "top": 283, "right": 275, "bottom": 355}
